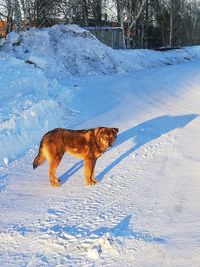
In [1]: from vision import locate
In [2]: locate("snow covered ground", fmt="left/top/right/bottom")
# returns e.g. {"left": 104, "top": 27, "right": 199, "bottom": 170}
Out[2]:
{"left": 0, "top": 25, "right": 200, "bottom": 266}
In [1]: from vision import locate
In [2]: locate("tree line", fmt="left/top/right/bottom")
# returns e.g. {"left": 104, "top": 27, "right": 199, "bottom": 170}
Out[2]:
{"left": 0, "top": 0, "right": 200, "bottom": 49}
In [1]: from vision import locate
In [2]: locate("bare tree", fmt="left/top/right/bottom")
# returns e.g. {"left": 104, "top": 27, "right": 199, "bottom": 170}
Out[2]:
{"left": 125, "top": 0, "right": 146, "bottom": 48}
{"left": 6, "top": 0, "right": 13, "bottom": 33}
{"left": 0, "top": 0, "right": 200, "bottom": 48}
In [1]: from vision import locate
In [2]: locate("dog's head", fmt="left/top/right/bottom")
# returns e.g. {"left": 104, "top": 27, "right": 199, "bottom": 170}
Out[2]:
{"left": 98, "top": 127, "right": 119, "bottom": 149}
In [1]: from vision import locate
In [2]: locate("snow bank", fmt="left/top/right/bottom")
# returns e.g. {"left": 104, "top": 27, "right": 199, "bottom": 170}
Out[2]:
{"left": 2, "top": 24, "right": 200, "bottom": 79}
{"left": 0, "top": 56, "right": 74, "bottom": 166}
{"left": 119, "top": 46, "right": 200, "bottom": 68}
{"left": 1, "top": 24, "right": 200, "bottom": 81}
{"left": 1, "top": 100, "right": 66, "bottom": 165}
{"left": 1, "top": 24, "right": 136, "bottom": 78}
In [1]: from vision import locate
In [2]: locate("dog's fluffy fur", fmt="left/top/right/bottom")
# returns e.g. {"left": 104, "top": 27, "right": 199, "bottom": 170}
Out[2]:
{"left": 33, "top": 127, "right": 119, "bottom": 186}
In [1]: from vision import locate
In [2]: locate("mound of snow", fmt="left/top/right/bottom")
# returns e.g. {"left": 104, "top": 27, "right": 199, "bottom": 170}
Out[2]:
{"left": 2, "top": 24, "right": 200, "bottom": 79}
{"left": 2, "top": 24, "right": 136, "bottom": 78}
{"left": 0, "top": 56, "right": 74, "bottom": 166}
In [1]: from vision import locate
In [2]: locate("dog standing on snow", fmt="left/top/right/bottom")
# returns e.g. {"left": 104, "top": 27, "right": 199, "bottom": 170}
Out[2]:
{"left": 33, "top": 127, "right": 119, "bottom": 187}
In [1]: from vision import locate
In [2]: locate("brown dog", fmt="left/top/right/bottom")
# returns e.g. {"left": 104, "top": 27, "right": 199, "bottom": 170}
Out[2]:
{"left": 33, "top": 127, "right": 119, "bottom": 186}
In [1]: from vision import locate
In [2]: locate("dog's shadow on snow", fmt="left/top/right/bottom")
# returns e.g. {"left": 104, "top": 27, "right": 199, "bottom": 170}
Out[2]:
{"left": 50, "top": 214, "right": 166, "bottom": 244}
{"left": 96, "top": 113, "right": 198, "bottom": 181}
{"left": 60, "top": 114, "right": 198, "bottom": 184}
{"left": 59, "top": 160, "right": 84, "bottom": 185}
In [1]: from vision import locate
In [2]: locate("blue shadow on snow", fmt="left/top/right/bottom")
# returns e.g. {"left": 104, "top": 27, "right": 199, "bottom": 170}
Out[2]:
{"left": 50, "top": 215, "right": 166, "bottom": 244}
{"left": 96, "top": 114, "right": 198, "bottom": 181}
{"left": 59, "top": 160, "right": 84, "bottom": 185}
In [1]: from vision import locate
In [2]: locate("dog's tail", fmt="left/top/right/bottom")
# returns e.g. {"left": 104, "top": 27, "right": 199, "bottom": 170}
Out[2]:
{"left": 33, "top": 142, "right": 46, "bottom": 169}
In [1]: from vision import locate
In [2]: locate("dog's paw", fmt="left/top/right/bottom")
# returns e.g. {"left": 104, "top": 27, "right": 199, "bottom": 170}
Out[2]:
{"left": 51, "top": 181, "right": 60, "bottom": 187}
{"left": 86, "top": 179, "right": 99, "bottom": 186}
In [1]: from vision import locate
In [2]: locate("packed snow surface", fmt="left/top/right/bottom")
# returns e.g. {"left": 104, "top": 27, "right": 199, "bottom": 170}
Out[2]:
{"left": 0, "top": 25, "right": 200, "bottom": 266}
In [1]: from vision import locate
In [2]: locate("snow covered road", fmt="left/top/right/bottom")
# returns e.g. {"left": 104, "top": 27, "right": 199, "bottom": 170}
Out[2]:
{"left": 0, "top": 59, "right": 200, "bottom": 266}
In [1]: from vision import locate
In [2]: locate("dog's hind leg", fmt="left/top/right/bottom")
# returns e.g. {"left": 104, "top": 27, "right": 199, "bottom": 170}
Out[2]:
{"left": 45, "top": 144, "right": 64, "bottom": 187}
{"left": 49, "top": 157, "right": 63, "bottom": 187}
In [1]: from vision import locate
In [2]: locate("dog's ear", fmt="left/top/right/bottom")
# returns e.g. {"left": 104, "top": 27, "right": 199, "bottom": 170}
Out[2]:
{"left": 112, "top": 128, "right": 119, "bottom": 134}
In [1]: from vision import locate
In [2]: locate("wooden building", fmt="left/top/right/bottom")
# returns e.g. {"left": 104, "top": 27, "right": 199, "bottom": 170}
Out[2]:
{"left": 84, "top": 27, "right": 126, "bottom": 50}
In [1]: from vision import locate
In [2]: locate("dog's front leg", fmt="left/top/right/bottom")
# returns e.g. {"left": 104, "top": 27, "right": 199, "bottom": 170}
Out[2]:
{"left": 84, "top": 156, "right": 97, "bottom": 185}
